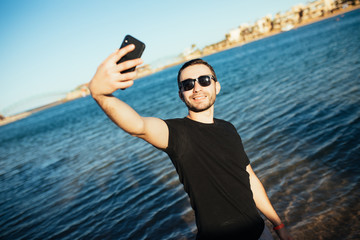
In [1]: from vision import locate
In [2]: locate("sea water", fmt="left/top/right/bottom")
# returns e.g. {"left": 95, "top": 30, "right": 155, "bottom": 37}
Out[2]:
{"left": 1, "top": 9, "right": 359, "bottom": 240}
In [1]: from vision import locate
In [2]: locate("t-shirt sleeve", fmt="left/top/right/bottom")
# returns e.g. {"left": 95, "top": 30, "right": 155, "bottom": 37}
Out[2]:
{"left": 227, "top": 120, "right": 250, "bottom": 166}
{"left": 239, "top": 138, "right": 250, "bottom": 166}
{"left": 163, "top": 119, "right": 183, "bottom": 156}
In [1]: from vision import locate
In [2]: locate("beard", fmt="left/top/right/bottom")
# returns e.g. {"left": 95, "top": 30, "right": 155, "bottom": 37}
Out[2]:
{"left": 183, "top": 94, "right": 216, "bottom": 113}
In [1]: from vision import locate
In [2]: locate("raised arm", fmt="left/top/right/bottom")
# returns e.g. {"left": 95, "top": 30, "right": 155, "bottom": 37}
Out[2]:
{"left": 89, "top": 44, "right": 168, "bottom": 149}
{"left": 247, "top": 164, "right": 294, "bottom": 240}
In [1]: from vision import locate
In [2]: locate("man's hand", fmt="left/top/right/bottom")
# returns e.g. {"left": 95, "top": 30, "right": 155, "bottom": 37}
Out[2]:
{"left": 276, "top": 227, "right": 294, "bottom": 240}
{"left": 89, "top": 44, "right": 143, "bottom": 97}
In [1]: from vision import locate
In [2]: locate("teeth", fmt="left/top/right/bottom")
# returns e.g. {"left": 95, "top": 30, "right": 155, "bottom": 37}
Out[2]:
{"left": 194, "top": 96, "right": 205, "bottom": 100}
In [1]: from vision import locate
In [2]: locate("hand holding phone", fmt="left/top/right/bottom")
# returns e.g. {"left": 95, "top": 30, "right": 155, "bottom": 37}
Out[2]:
{"left": 89, "top": 35, "right": 145, "bottom": 95}
{"left": 117, "top": 35, "right": 145, "bottom": 73}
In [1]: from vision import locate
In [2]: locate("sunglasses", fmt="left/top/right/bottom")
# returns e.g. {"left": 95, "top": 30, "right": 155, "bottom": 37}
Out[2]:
{"left": 179, "top": 75, "right": 216, "bottom": 91}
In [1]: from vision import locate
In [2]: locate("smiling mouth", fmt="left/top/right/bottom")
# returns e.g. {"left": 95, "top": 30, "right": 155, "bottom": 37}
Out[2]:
{"left": 193, "top": 96, "right": 206, "bottom": 100}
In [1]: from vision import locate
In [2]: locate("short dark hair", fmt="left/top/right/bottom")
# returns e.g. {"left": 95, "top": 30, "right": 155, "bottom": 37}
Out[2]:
{"left": 177, "top": 59, "right": 217, "bottom": 88}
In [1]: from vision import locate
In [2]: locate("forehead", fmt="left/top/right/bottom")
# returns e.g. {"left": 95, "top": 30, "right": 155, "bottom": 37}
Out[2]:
{"left": 180, "top": 64, "right": 212, "bottom": 81}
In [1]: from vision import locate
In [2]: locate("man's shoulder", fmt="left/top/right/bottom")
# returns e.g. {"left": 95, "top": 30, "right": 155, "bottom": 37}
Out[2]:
{"left": 214, "top": 118, "right": 229, "bottom": 124}
{"left": 214, "top": 118, "right": 240, "bottom": 133}
{"left": 164, "top": 117, "right": 186, "bottom": 124}
{"left": 165, "top": 117, "right": 186, "bottom": 121}
{"left": 164, "top": 118, "right": 188, "bottom": 130}
{"left": 214, "top": 118, "right": 234, "bottom": 126}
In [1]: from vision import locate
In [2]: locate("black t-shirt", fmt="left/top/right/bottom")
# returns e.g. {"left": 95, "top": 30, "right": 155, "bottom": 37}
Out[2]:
{"left": 164, "top": 118, "right": 264, "bottom": 240}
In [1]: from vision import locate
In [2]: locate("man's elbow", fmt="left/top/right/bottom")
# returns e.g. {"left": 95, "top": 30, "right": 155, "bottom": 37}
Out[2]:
{"left": 130, "top": 132, "right": 146, "bottom": 138}
{"left": 126, "top": 122, "right": 146, "bottom": 138}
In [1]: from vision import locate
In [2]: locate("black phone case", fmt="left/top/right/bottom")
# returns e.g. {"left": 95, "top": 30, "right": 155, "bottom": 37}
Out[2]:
{"left": 117, "top": 35, "right": 145, "bottom": 73}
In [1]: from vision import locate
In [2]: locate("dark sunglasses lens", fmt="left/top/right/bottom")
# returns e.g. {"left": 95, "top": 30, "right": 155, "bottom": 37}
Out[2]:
{"left": 182, "top": 79, "right": 195, "bottom": 91}
{"left": 198, "top": 76, "right": 211, "bottom": 86}
{"left": 181, "top": 76, "right": 212, "bottom": 91}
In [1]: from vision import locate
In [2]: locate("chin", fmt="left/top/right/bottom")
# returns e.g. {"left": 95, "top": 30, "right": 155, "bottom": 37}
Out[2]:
{"left": 186, "top": 103, "right": 214, "bottom": 113}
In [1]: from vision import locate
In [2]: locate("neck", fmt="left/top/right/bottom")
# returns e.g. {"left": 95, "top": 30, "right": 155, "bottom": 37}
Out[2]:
{"left": 187, "top": 106, "right": 214, "bottom": 124}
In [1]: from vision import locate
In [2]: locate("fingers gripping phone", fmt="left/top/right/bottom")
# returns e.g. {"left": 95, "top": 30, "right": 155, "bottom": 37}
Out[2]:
{"left": 117, "top": 35, "right": 145, "bottom": 73}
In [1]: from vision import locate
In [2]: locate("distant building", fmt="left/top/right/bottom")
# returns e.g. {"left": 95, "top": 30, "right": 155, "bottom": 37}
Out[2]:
{"left": 255, "top": 15, "right": 273, "bottom": 35}
{"left": 228, "top": 27, "right": 241, "bottom": 43}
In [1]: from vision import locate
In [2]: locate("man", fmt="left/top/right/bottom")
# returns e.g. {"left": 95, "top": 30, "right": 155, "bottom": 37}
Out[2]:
{"left": 89, "top": 44, "right": 294, "bottom": 240}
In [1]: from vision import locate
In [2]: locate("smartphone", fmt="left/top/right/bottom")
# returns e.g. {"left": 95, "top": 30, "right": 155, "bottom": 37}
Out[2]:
{"left": 117, "top": 35, "right": 145, "bottom": 73}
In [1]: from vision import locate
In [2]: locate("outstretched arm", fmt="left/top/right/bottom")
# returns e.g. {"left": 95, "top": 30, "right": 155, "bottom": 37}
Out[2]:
{"left": 89, "top": 44, "right": 168, "bottom": 149}
{"left": 247, "top": 164, "right": 294, "bottom": 240}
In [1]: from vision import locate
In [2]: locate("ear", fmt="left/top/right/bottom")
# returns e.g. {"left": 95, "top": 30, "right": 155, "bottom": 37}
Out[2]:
{"left": 179, "top": 90, "right": 184, "bottom": 102}
{"left": 215, "top": 81, "right": 221, "bottom": 95}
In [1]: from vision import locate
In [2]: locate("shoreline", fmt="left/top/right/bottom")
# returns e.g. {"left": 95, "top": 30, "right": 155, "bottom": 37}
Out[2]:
{"left": 0, "top": 100, "right": 65, "bottom": 127}
{"left": 1, "top": 5, "right": 359, "bottom": 127}
{"left": 201, "top": 5, "right": 360, "bottom": 59}
{"left": 144, "top": 5, "right": 360, "bottom": 73}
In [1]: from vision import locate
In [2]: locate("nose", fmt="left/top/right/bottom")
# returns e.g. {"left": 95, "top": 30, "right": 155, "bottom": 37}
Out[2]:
{"left": 193, "top": 80, "right": 202, "bottom": 92}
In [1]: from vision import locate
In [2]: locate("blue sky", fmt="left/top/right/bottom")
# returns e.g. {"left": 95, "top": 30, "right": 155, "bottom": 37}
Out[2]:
{"left": 0, "top": 0, "right": 304, "bottom": 116}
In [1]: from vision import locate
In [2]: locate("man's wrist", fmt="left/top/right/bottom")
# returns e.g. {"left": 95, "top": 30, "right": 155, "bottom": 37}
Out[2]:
{"left": 91, "top": 92, "right": 113, "bottom": 99}
{"left": 273, "top": 223, "right": 285, "bottom": 231}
